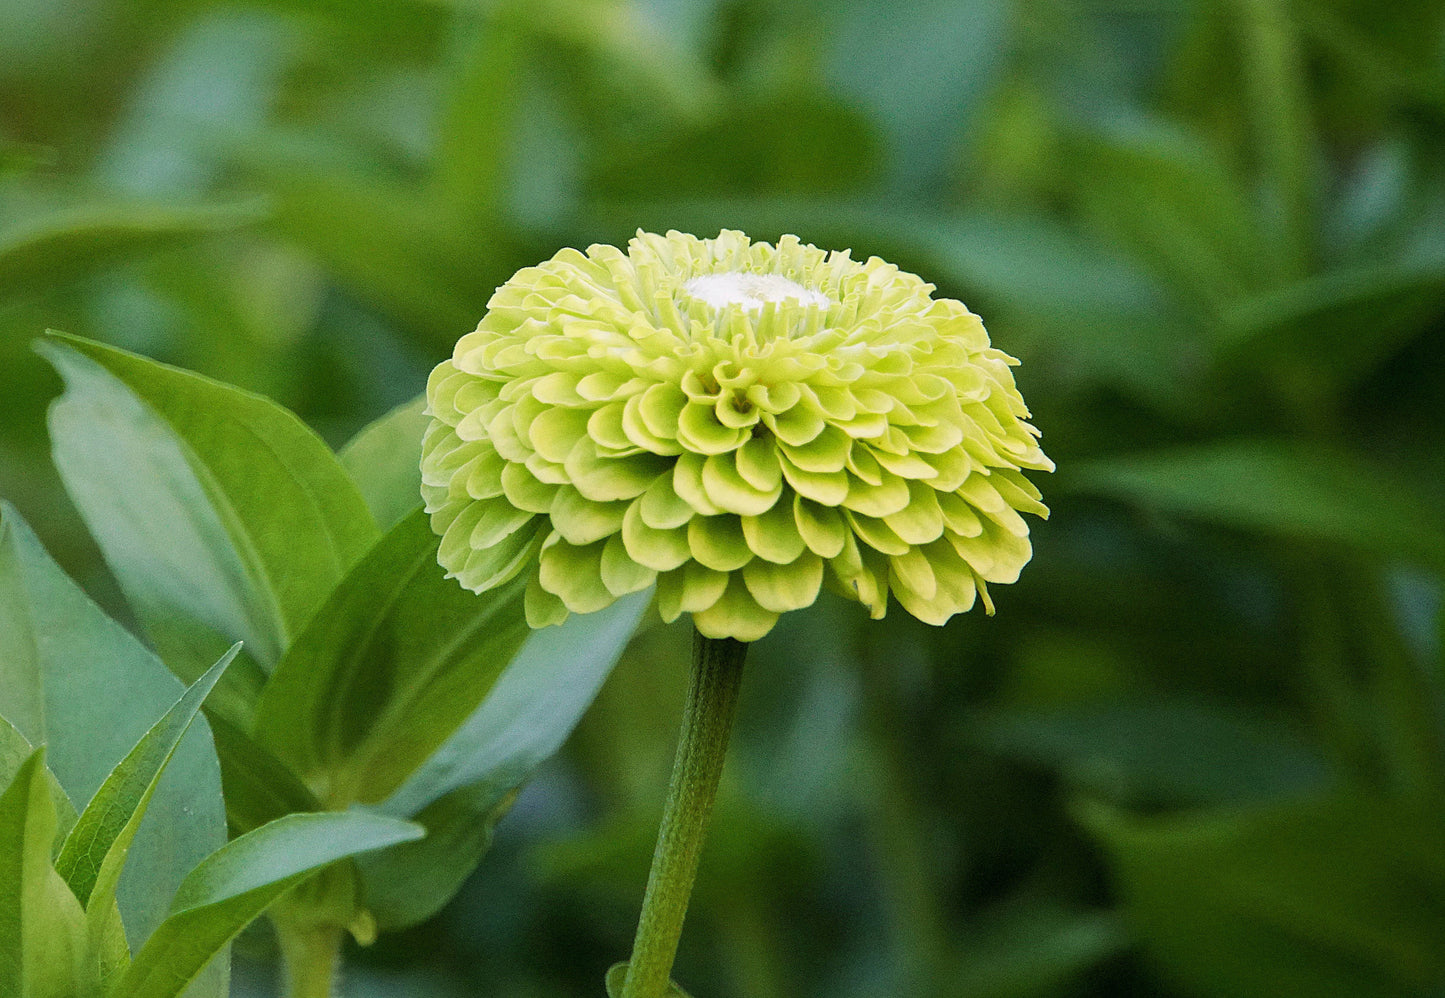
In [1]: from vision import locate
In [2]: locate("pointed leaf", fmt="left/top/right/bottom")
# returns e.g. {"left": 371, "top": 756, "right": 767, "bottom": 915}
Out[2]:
{"left": 0, "top": 504, "right": 226, "bottom": 952}
{"left": 0, "top": 716, "right": 77, "bottom": 844}
{"left": 254, "top": 510, "right": 531, "bottom": 806}
{"left": 359, "top": 588, "right": 648, "bottom": 929}
{"left": 338, "top": 395, "right": 428, "bottom": 530}
{"left": 113, "top": 812, "right": 423, "bottom": 998}
{"left": 0, "top": 749, "right": 89, "bottom": 998}
{"left": 56, "top": 647, "right": 237, "bottom": 912}
{"left": 41, "top": 333, "right": 379, "bottom": 678}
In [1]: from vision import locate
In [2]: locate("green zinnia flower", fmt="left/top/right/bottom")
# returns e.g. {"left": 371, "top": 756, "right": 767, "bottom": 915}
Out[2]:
{"left": 421, "top": 229, "right": 1052, "bottom": 641}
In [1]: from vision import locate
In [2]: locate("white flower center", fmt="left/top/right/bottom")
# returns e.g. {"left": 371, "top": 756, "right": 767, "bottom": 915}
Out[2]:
{"left": 683, "top": 272, "right": 832, "bottom": 313}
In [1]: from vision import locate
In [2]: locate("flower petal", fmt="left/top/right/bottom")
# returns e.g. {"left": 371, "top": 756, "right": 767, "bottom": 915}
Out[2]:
{"left": 600, "top": 534, "right": 657, "bottom": 596}
{"left": 692, "top": 574, "right": 780, "bottom": 641}
{"left": 688, "top": 515, "right": 754, "bottom": 572}
{"left": 793, "top": 496, "right": 846, "bottom": 558}
{"left": 702, "top": 453, "right": 783, "bottom": 517}
{"left": 538, "top": 536, "right": 615, "bottom": 613}
{"left": 621, "top": 502, "right": 692, "bottom": 571}
{"left": 743, "top": 554, "right": 823, "bottom": 613}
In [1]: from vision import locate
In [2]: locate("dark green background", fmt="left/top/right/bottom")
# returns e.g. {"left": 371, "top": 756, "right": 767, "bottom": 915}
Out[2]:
{"left": 3, "top": 0, "right": 1443, "bottom": 995}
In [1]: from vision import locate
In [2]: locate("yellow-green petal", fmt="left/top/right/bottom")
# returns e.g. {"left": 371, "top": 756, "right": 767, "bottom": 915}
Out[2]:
{"left": 743, "top": 554, "right": 824, "bottom": 613}
{"left": 422, "top": 228, "right": 1051, "bottom": 640}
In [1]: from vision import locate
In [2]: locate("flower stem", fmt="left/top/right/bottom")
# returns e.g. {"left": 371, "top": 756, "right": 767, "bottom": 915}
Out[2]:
{"left": 621, "top": 631, "right": 749, "bottom": 998}
{"left": 277, "top": 924, "right": 343, "bottom": 998}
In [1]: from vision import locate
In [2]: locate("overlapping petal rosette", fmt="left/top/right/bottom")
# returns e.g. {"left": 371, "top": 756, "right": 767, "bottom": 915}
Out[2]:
{"left": 421, "top": 230, "right": 1053, "bottom": 641}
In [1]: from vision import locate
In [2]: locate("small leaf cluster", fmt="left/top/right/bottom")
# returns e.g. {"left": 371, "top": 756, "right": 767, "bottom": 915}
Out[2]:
{"left": 0, "top": 510, "right": 422, "bottom": 998}
{"left": 4, "top": 330, "right": 646, "bottom": 976}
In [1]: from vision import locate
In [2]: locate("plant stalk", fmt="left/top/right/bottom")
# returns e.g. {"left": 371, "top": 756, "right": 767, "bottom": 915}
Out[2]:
{"left": 277, "top": 923, "right": 343, "bottom": 998}
{"left": 620, "top": 631, "right": 749, "bottom": 998}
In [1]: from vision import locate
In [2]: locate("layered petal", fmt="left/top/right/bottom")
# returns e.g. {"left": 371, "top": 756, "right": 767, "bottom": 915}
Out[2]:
{"left": 422, "top": 229, "right": 1051, "bottom": 640}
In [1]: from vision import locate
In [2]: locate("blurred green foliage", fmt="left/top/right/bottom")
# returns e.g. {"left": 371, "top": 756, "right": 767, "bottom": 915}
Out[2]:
{"left": 2, "top": 0, "right": 1443, "bottom": 995}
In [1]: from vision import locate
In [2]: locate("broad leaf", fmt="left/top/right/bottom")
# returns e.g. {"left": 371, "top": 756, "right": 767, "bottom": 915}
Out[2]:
{"left": 358, "top": 588, "right": 649, "bottom": 929}
{"left": 0, "top": 201, "right": 261, "bottom": 299}
{"left": 338, "top": 395, "right": 428, "bottom": 530}
{"left": 205, "top": 716, "right": 320, "bottom": 835}
{"left": 1080, "top": 795, "right": 1445, "bottom": 997}
{"left": 383, "top": 587, "right": 650, "bottom": 816}
{"left": 0, "top": 749, "right": 89, "bottom": 998}
{"left": 113, "top": 811, "right": 423, "bottom": 998}
{"left": 42, "top": 333, "right": 379, "bottom": 678}
{"left": 1066, "top": 441, "right": 1445, "bottom": 571}
{"left": 0, "top": 503, "right": 226, "bottom": 954}
{"left": 56, "top": 647, "right": 236, "bottom": 928}
{"left": 253, "top": 510, "right": 531, "bottom": 806}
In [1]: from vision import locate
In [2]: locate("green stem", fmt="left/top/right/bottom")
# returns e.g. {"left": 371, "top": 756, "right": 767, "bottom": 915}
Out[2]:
{"left": 277, "top": 924, "right": 343, "bottom": 998}
{"left": 621, "top": 631, "right": 749, "bottom": 998}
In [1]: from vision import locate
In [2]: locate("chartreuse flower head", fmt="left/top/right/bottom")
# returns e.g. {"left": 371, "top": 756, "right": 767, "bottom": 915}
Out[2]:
{"left": 421, "top": 229, "right": 1051, "bottom": 642}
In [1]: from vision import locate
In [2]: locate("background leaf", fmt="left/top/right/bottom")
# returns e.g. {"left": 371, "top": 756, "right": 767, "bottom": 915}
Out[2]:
{"left": 1065, "top": 441, "right": 1445, "bottom": 570}
{"left": 1079, "top": 795, "right": 1445, "bottom": 997}
{"left": 0, "top": 201, "right": 262, "bottom": 300}
{"left": 973, "top": 697, "right": 1329, "bottom": 807}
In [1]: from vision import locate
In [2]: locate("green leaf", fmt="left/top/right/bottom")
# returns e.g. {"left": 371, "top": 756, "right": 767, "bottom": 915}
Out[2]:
{"left": 0, "top": 749, "right": 89, "bottom": 998}
{"left": 253, "top": 509, "right": 531, "bottom": 806}
{"left": 55, "top": 647, "right": 236, "bottom": 919}
{"left": 828, "top": 0, "right": 1007, "bottom": 190}
{"left": 350, "top": 784, "right": 511, "bottom": 933}
{"left": 973, "top": 698, "right": 1329, "bottom": 807}
{"left": 0, "top": 201, "right": 262, "bottom": 299}
{"left": 1216, "top": 262, "right": 1445, "bottom": 392}
{"left": 205, "top": 716, "right": 320, "bottom": 835}
{"left": 0, "top": 503, "right": 226, "bottom": 955}
{"left": 1065, "top": 441, "right": 1445, "bottom": 571}
{"left": 356, "top": 588, "right": 648, "bottom": 929}
{"left": 41, "top": 333, "right": 379, "bottom": 677}
{"left": 487, "top": 0, "right": 721, "bottom": 123}
{"left": 338, "top": 395, "right": 428, "bottom": 530}
{"left": 1079, "top": 794, "right": 1445, "bottom": 997}
{"left": 112, "top": 811, "right": 424, "bottom": 998}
